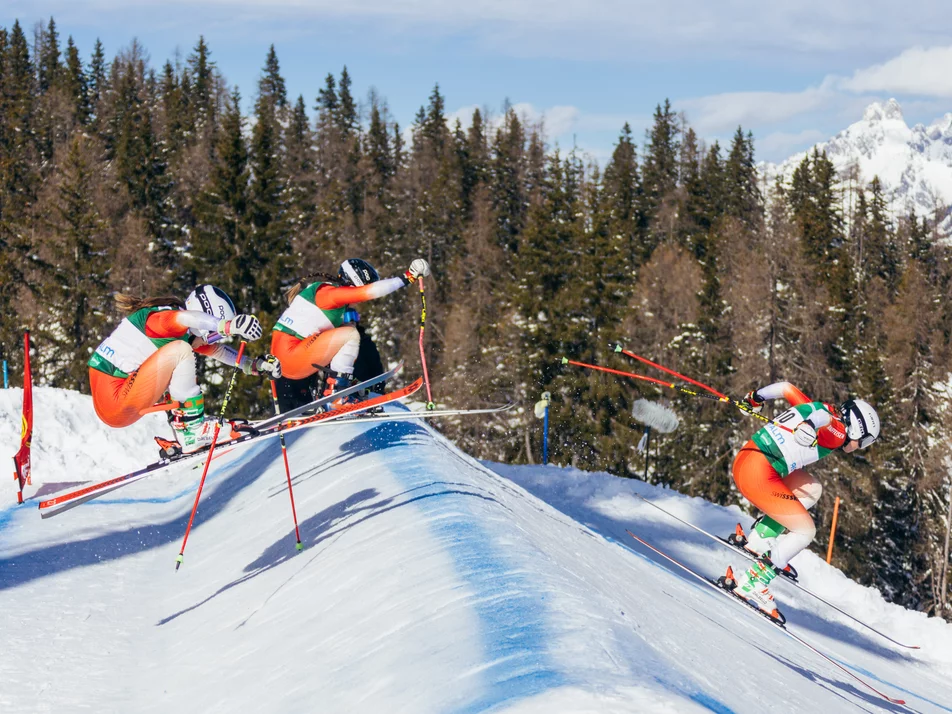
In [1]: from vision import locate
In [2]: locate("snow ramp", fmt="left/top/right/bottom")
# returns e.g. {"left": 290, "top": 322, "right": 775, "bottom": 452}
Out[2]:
{"left": 2, "top": 388, "right": 951, "bottom": 713}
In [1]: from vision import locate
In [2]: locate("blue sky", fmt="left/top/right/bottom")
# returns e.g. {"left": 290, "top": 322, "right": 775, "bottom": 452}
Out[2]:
{"left": 4, "top": 1, "right": 952, "bottom": 164}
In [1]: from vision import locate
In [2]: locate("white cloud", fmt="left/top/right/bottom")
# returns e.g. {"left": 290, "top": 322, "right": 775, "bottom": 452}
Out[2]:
{"left": 681, "top": 84, "right": 836, "bottom": 134}
{"left": 681, "top": 43, "right": 952, "bottom": 137}
{"left": 757, "top": 129, "right": 828, "bottom": 162}
{"left": 446, "top": 102, "right": 646, "bottom": 144}
{"left": 841, "top": 46, "right": 952, "bottom": 97}
{"left": 447, "top": 102, "right": 580, "bottom": 138}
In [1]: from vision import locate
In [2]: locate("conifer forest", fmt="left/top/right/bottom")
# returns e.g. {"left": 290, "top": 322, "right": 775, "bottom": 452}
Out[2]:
{"left": 2, "top": 18, "right": 951, "bottom": 617}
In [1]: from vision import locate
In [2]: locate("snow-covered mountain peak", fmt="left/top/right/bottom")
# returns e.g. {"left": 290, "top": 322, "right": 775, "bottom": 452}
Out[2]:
{"left": 765, "top": 99, "right": 952, "bottom": 229}
{"left": 925, "top": 112, "right": 952, "bottom": 139}
{"left": 863, "top": 98, "right": 905, "bottom": 124}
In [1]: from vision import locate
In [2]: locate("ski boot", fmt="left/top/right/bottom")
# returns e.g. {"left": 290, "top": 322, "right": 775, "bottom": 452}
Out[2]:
{"left": 170, "top": 394, "right": 217, "bottom": 454}
{"left": 718, "top": 561, "right": 786, "bottom": 624}
{"left": 727, "top": 519, "right": 798, "bottom": 581}
{"left": 321, "top": 370, "right": 360, "bottom": 411}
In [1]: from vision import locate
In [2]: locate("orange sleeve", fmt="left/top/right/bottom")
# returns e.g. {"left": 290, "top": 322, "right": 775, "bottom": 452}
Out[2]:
{"left": 755, "top": 381, "right": 811, "bottom": 406}
{"left": 313, "top": 277, "right": 407, "bottom": 309}
{"left": 144, "top": 311, "right": 191, "bottom": 339}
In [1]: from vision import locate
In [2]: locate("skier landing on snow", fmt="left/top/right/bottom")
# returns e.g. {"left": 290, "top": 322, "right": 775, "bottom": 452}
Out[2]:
{"left": 721, "top": 382, "right": 880, "bottom": 620}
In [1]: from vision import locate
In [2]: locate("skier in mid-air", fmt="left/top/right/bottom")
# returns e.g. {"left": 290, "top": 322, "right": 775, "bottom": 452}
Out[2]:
{"left": 270, "top": 258, "right": 429, "bottom": 409}
{"left": 722, "top": 383, "right": 880, "bottom": 619}
{"left": 88, "top": 286, "right": 281, "bottom": 453}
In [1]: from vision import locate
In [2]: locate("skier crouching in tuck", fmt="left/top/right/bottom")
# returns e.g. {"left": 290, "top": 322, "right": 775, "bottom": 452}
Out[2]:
{"left": 88, "top": 286, "right": 281, "bottom": 454}
{"left": 270, "top": 258, "right": 430, "bottom": 410}
{"left": 721, "top": 382, "right": 880, "bottom": 620}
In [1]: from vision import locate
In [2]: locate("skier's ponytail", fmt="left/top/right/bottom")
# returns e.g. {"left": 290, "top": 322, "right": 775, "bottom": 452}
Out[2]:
{"left": 284, "top": 272, "right": 340, "bottom": 304}
{"left": 114, "top": 293, "right": 186, "bottom": 314}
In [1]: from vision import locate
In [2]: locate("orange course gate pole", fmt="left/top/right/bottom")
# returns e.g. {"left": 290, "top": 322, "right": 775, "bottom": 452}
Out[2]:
{"left": 826, "top": 496, "right": 841, "bottom": 564}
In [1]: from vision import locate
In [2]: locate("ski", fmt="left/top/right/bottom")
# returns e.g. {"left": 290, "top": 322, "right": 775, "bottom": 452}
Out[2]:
{"left": 627, "top": 489, "right": 921, "bottom": 650}
{"left": 253, "top": 361, "right": 403, "bottom": 431}
{"left": 625, "top": 529, "right": 906, "bottom": 706}
{"left": 283, "top": 402, "right": 515, "bottom": 428}
{"left": 37, "top": 378, "right": 423, "bottom": 519}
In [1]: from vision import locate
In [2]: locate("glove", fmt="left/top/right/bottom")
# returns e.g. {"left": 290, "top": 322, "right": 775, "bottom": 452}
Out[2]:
{"left": 743, "top": 390, "right": 765, "bottom": 414}
{"left": 406, "top": 258, "right": 431, "bottom": 280}
{"left": 219, "top": 314, "right": 262, "bottom": 341}
{"left": 794, "top": 420, "right": 818, "bottom": 448}
{"left": 245, "top": 354, "right": 282, "bottom": 379}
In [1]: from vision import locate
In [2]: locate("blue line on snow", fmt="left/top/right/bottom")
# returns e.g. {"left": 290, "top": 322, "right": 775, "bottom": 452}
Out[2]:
{"left": 0, "top": 503, "right": 17, "bottom": 539}
{"left": 689, "top": 692, "right": 736, "bottom": 714}
{"left": 350, "top": 422, "right": 567, "bottom": 713}
{"left": 835, "top": 659, "right": 945, "bottom": 712}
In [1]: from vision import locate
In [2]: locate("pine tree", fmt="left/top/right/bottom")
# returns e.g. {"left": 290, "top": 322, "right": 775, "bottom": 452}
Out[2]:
{"left": 88, "top": 38, "right": 106, "bottom": 119}
{"left": 191, "top": 88, "right": 249, "bottom": 284}
{"left": 185, "top": 36, "right": 216, "bottom": 135}
{"left": 490, "top": 108, "right": 527, "bottom": 253}
{"left": 245, "top": 48, "right": 292, "bottom": 322}
{"left": 640, "top": 99, "right": 680, "bottom": 253}
{"left": 861, "top": 176, "right": 902, "bottom": 296}
{"left": 64, "top": 37, "right": 91, "bottom": 126}
{"left": 41, "top": 134, "right": 111, "bottom": 391}
{"left": 285, "top": 94, "right": 316, "bottom": 237}
{"left": 109, "top": 59, "right": 172, "bottom": 266}
{"left": 0, "top": 21, "right": 39, "bottom": 374}
{"left": 336, "top": 66, "right": 357, "bottom": 136}
{"left": 723, "top": 127, "right": 761, "bottom": 227}
{"left": 788, "top": 149, "right": 843, "bottom": 281}
{"left": 38, "top": 17, "right": 61, "bottom": 93}
{"left": 602, "top": 123, "right": 642, "bottom": 269}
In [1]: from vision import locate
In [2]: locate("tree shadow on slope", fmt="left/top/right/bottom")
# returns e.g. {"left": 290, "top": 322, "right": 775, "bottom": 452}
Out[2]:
{"left": 157, "top": 422, "right": 503, "bottom": 626}
{"left": 0, "top": 441, "right": 280, "bottom": 592}
{"left": 274, "top": 420, "right": 431, "bottom": 493}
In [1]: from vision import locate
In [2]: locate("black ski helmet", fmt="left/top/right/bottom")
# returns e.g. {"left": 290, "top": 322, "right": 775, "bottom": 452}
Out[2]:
{"left": 339, "top": 259, "right": 380, "bottom": 287}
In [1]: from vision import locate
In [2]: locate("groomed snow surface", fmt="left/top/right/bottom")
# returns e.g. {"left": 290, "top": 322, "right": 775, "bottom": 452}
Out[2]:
{"left": 2, "top": 388, "right": 952, "bottom": 713}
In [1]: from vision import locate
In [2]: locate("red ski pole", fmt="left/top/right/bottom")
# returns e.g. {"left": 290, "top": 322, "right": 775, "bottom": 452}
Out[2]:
{"left": 270, "top": 380, "right": 303, "bottom": 551}
{"left": 613, "top": 344, "right": 729, "bottom": 400}
{"left": 418, "top": 276, "right": 435, "bottom": 410}
{"left": 175, "top": 341, "right": 246, "bottom": 571}
{"left": 562, "top": 357, "right": 795, "bottom": 434}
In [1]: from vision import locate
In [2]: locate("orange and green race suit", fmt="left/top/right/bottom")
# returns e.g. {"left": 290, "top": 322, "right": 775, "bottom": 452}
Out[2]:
{"left": 271, "top": 278, "right": 408, "bottom": 380}
{"left": 88, "top": 307, "right": 244, "bottom": 428}
{"left": 731, "top": 382, "right": 847, "bottom": 568}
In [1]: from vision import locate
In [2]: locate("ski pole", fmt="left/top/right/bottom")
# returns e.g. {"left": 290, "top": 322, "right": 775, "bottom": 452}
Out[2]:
{"left": 613, "top": 344, "right": 728, "bottom": 399}
{"left": 176, "top": 341, "right": 247, "bottom": 571}
{"left": 611, "top": 345, "right": 799, "bottom": 434}
{"left": 418, "top": 276, "right": 435, "bottom": 410}
{"left": 561, "top": 357, "right": 795, "bottom": 434}
{"left": 270, "top": 380, "right": 303, "bottom": 552}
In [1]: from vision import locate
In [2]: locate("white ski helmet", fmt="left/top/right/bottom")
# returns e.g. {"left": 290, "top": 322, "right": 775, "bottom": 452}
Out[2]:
{"left": 339, "top": 258, "right": 380, "bottom": 287}
{"left": 185, "top": 284, "right": 237, "bottom": 322}
{"left": 841, "top": 398, "right": 880, "bottom": 449}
